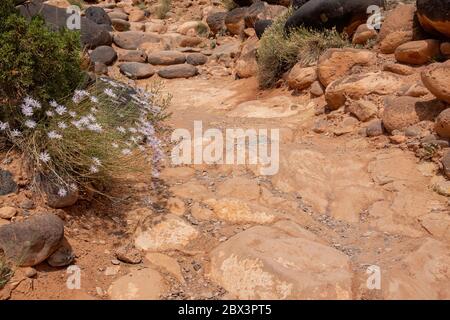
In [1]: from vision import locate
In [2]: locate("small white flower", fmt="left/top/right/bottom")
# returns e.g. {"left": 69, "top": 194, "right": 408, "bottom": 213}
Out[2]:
{"left": 69, "top": 111, "right": 77, "bottom": 118}
{"left": 46, "top": 110, "right": 54, "bottom": 117}
{"left": 72, "top": 90, "right": 89, "bottom": 104}
{"left": 121, "top": 148, "right": 131, "bottom": 155}
{"left": 112, "top": 142, "right": 119, "bottom": 148}
{"left": 21, "top": 105, "right": 33, "bottom": 117}
{"left": 24, "top": 119, "right": 37, "bottom": 128}
{"left": 58, "top": 122, "right": 67, "bottom": 129}
{"left": 104, "top": 88, "right": 117, "bottom": 98}
{"left": 10, "top": 129, "right": 22, "bottom": 137}
{"left": 58, "top": 188, "right": 67, "bottom": 197}
{"left": 87, "top": 123, "right": 102, "bottom": 132}
{"left": 90, "top": 107, "right": 98, "bottom": 113}
{"left": 116, "top": 126, "right": 126, "bottom": 134}
{"left": 48, "top": 131, "right": 62, "bottom": 140}
{"left": 128, "top": 127, "right": 137, "bottom": 133}
{"left": 87, "top": 114, "right": 96, "bottom": 122}
{"left": 90, "top": 96, "right": 98, "bottom": 103}
{"left": 138, "top": 145, "right": 145, "bottom": 151}
{"left": 39, "top": 151, "right": 51, "bottom": 163}
{"left": 24, "top": 97, "right": 41, "bottom": 109}
{"left": 90, "top": 165, "right": 99, "bottom": 173}
{"left": 0, "top": 121, "right": 9, "bottom": 131}
{"left": 55, "top": 105, "right": 67, "bottom": 115}
{"left": 92, "top": 157, "right": 101, "bottom": 166}
{"left": 49, "top": 100, "right": 58, "bottom": 108}
{"left": 70, "top": 183, "right": 78, "bottom": 191}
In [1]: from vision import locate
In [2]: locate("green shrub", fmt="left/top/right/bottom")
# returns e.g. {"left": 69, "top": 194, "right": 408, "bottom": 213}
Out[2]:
{"left": 155, "top": 0, "right": 172, "bottom": 19}
{"left": 257, "top": 9, "right": 351, "bottom": 88}
{"left": 0, "top": 0, "right": 84, "bottom": 103}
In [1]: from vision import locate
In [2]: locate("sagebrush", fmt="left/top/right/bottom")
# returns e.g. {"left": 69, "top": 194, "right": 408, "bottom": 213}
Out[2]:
{"left": 155, "top": 0, "right": 172, "bottom": 19}
{"left": 257, "top": 9, "right": 351, "bottom": 88}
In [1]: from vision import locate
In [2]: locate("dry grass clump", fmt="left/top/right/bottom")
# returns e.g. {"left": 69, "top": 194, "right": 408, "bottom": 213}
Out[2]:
{"left": 257, "top": 9, "right": 351, "bottom": 88}
{"left": 155, "top": 0, "right": 172, "bottom": 19}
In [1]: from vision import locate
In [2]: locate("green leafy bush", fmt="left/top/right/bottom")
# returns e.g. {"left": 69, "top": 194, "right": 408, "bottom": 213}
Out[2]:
{"left": 0, "top": 0, "right": 84, "bottom": 103}
{"left": 257, "top": 9, "right": 351, "bottom": 88}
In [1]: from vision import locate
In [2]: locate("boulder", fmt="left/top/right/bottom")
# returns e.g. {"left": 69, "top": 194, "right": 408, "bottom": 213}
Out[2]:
{"left": 118, "top": 49, "right": 147, "bottom": 62}
{"left": 346, "top": 99, "right": 377, "bottom": 122}
{"left": 377, "top": 3, "right": 417, "bottom": 53}
{"left": 395, "top": 40, "right": 441, "bottom": 65}
{"left": 47, "top": 237, "right": 74, "bottom": 267}
{"left": 84, "top": 6, "right": 112, "bottom": 29}
{"left": 0, "top": 214, "right": 64, "bottom": 267}
{"left": 113, "top": 31, "right": 160, "bottom": 50}
{"left": 255, "top": 19, "right": 273, "bottom": 39}
{"left": 435, "top": 108, "right": 450, "bottom": 138}
{"left": 225, "top": 7, "right": 248, "bottom": 35}
{"left": 36, "top": 173, "right": 78, "bottom": 208}
{"left": 287, "top": 65, "right": 317, "bottom": 91}
{"left": 128, "top": 10, "right": 145, "bottom": 23}
{"left": 186, "top": 53, "right": 208, "bottom": 66}
{"left": 145, "top": 21, "right": 167, "bottom": 34}
{"left": 90, "top": 46, "right": 117, "bottom": 65}
{"left": 209, "top": 224, "right": 352, "bottom": 299}
{"left": 158, "top": 64, "right": 198, "bottom": 79}
{"left": 421, "top": 64, "right": 450, "bottom": 103}
{"left": 417, "top": 0, "right": 450, "bottom": 38}
{"left": 0, "top": 207, "right": 17, "bottom": 220}
{"left": 366, "top": 119, "right": 384, "bottom": 136}
{"left": 382, "top": 96, "right": 447, "bottom": 133}
{"left": 325, "top": 72, "right": 404, "bottom": 109}
{"left": 382, "top": 63, "right": 415, "bottom": 75}
{"left": 119, "top": 62, "right": 155, "bottom": 79}
{"left": 235, "top": 36, "right": 259, "bottom": 78}
{"left": 147, "top": 50, "right": 186, "bottom": 65}
{"left": 442, "top": 150, "right": 450, "bottom": 178}
{"left": 352, "top": 23, "right": 377, "bottom": 45}
{"left": 108, "top": 11, "right": 129, "bottom": 21}
{"left": 206, "top": 11, "right": 227, "bottom": 35}
{"left": 0, "top": 170, "right": 17, "bottom": 196}
{"left": 115, "top": 243, "right": 142, "bottom": 264}
{"left": 177, "top": 21, "right": 209, "bottom": 37}
{"left": 441, "top": 42, "right": 450, "bottom": 58}
{"left": 285, "top": 0, "right": 385, "bottom": 36}
{"left": 112, "top": 18, "right": 131, "bottom": 31}
{"left": 318, "top": 48, "right": 375, "bottom": 87}
{"left": 18, "top": 2, "right": 112, "bottom": 49}
{"left": 244, "top": 2, "right": 287, "bottom": 29}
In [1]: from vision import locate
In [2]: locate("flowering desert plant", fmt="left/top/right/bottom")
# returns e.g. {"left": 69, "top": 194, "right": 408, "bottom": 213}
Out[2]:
{"left": 1, "top": 78, "right": 170, "bottom": 199}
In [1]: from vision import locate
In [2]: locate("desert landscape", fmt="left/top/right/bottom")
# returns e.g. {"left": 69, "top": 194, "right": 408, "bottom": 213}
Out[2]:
{"left": 0, "top": 0, "right": 449, "bottom": 300}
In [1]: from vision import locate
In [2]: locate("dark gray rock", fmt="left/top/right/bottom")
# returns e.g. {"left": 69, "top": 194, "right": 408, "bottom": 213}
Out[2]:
{"left": 158, "top": 64, "right": 198, "bottom": 79}
{"left": 47, "top": 238, "right": 74, "bottom": 267}
{"left": 90, "top": 45, "right": 117, "bottom": 65}
{"left": 120, "top": 62, "right": 155, "bottom": 79}
{"left": 366, "top": 119, "right": 384, "bottom": 137}
{"left": 85, "top": 6, "right": 112, "bottom": 30}
{"left": 37, "top": 173, "right": 79, "bottom": 208}
{"left": 0, "top": 214, "right": 64, "bottom": 267}
{"left": 0, "top": 170, "right": 17, "bottom": 196}
{"left": 206, "top": 11, "right": 227, "bottom": 35}
{"left": 186, "top": 53, "right": 208, "bottom": 65}
{"left": 18, "top": 1, "right": 112, "bottom": 49}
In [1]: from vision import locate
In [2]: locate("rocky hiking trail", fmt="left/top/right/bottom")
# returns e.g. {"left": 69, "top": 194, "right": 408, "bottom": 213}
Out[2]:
{"left": 1, "top": 0, "right": 450, "bottom": 300}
